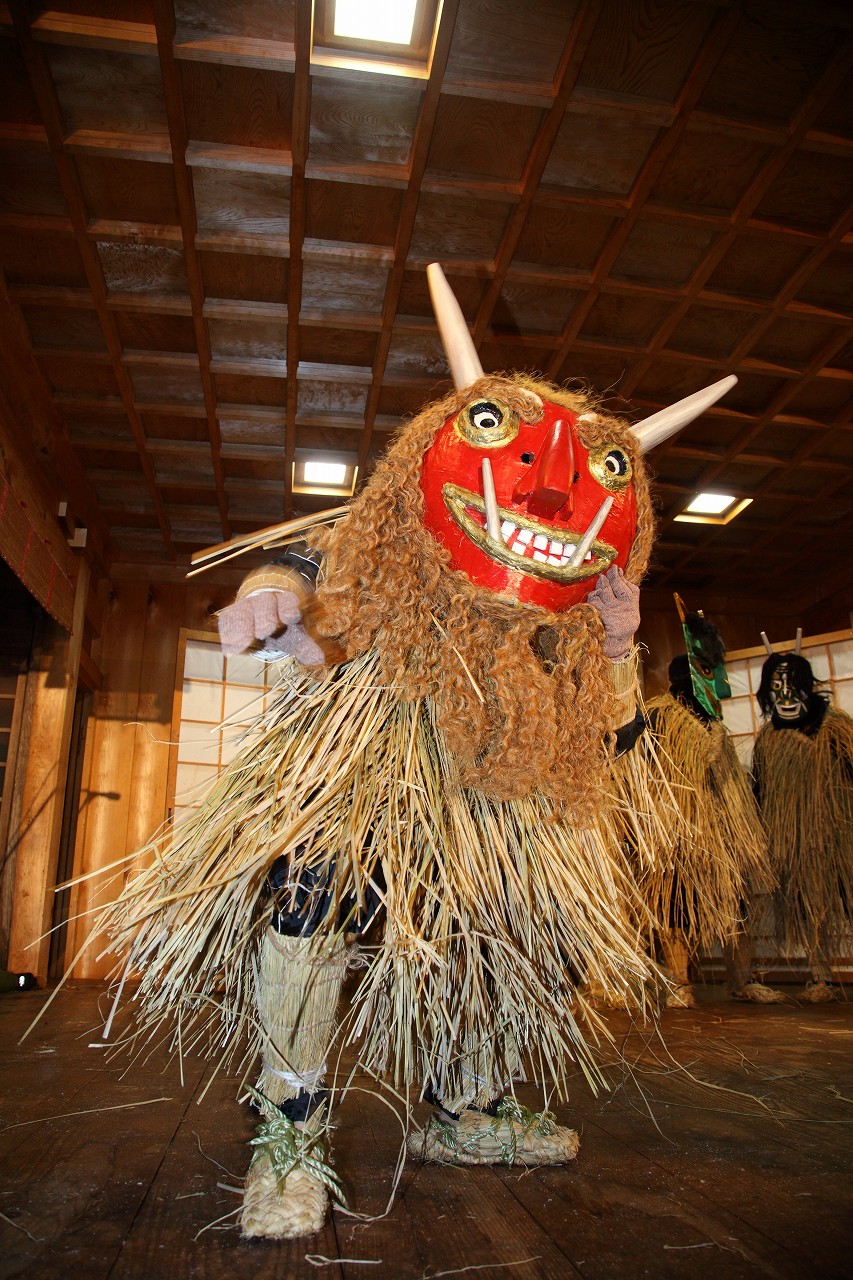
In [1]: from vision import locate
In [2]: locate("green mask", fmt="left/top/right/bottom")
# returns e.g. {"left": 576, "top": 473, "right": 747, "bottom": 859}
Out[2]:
{"left": 674, "top": 593, "right": 731, "bottom": 721}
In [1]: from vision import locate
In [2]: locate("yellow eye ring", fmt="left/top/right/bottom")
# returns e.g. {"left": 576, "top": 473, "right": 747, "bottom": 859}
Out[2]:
{"left": 453, "top": 398, "right": 519, "bottom": 449}
{"left": 588, "top": 442, "right": 633, "bottom": 493}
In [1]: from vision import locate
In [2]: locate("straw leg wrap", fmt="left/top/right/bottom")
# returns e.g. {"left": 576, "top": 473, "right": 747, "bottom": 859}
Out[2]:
{"left": 803, "top": 932, "right": 837, "bottom": 1001}
{"left": 660, "top": 932, "right": 696, "bottom": 1008}
{"left": 241, "top": 928, "right": 348, "bottom": 1240}
{"left": 724, "top": 927, "right": 786, "bottom": 1002}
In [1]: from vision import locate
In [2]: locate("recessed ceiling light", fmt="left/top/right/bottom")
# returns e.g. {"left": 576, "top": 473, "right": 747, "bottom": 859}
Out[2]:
{"left": 304, "top": 460, "right": 347, "bottom": 486}
{"left": 334, "top": 0, "right": 418, "bottom": 46}
{"left": 674, "top": 495, "right": 752, "bottom": 526}
{"left": 685, "top": 492, "right": 737, "bottom": 515}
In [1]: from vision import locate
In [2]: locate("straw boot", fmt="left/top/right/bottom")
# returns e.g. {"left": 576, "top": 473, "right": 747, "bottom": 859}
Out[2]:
{"left": 659, "top": 932, "right": 697, "bottom": 1008}
{"left": 241, "top": 928, "right": 348, "bottom": 1240}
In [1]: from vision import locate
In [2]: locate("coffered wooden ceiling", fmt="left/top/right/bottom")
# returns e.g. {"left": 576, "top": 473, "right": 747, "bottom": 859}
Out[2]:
{"left": 0, "top": 0, "right": 851, "bottom": 607}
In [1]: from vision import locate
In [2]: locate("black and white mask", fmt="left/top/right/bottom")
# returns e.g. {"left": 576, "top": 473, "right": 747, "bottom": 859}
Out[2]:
{"left": 767, "top": 658, "right": 810, "bottom": 725}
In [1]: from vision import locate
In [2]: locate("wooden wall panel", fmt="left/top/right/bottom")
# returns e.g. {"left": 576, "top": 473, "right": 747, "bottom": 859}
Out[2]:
{"left": 66, "top": 578, "right": 150, "bottom": 978}
{"left": 123, "top": 582, "right": 184, "bottom": 879}
{"left": 66, "top": 570, "right": 227, "bottom": 978}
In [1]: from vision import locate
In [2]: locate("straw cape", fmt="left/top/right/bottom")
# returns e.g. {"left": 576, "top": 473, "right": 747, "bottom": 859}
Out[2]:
{"left": 753, "top": 707, "right": 853, "bottom": 955}
{"left": 614, "top": 693, "right": 773, "bottom": 960}
{"left": 101, "top": 647, "right": 660, "bottom": 1106}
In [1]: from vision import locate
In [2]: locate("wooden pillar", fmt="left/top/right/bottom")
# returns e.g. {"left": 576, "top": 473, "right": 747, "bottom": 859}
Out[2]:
{"left": 6, "top": 559, "right": 89, "bottom": 978}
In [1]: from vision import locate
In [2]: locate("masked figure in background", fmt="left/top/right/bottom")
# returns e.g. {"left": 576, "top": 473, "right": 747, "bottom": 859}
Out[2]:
{"left": 94, "top": 265, "right": 737, "bottom": 1242}
{"left": 753, "top": 638, "right": 853, "bottom": 1002}
{"left": 616, "top": 599, "right": 777, "bottom": 1007}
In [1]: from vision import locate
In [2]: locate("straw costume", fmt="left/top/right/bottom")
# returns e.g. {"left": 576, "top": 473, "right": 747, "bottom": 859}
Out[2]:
{"left": 753, "top": 641, "right": 853, "bottom": 1002}
{"left": 615, "top": 602, "right": 777, "bottom": 1007}
{"left": 92, "top": 266, "right": 738, "bottom": 1241}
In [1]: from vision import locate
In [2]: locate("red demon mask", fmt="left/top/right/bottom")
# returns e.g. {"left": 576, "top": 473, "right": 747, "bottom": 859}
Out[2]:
{"left": 420, "top": 390, "right": 637, "bottom": 613}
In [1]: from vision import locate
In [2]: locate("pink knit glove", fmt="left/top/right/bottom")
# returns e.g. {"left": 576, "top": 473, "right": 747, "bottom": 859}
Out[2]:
{"left": 587, "top": 566, "right": 640, "bottom": 659}
{"left": 217, "top": 590, "right": 304, "bottom": 656}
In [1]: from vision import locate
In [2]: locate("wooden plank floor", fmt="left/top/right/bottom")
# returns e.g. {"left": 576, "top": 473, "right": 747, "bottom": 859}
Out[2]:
{"left": 1, "top": 985, "right": 852, "bottom": 1279}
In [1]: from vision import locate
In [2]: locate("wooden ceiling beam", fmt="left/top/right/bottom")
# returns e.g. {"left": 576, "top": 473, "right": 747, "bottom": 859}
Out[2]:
{"left": 87, "top": 219, "right": 183, "bottom": 246}
{"left": 29, "top": 10, "right": 157, "bottom": 56}
{"left": 617, "top": 44, "right": 853, "bottom": 407}
{"left": 472, "top": 1, "right": 604, "bottom": 347}
{"left": 172, "top": 35, "right": 296, "bottom": 75}
{"left": 64, "top": 129, "right": 172, "bottom": 163}
{"left": 153, "top": 0, "right": 230, "bottom": 542}
{"left": 8, "top": 0, "right": 174, "bottom": 560}
{"left": 544, "top": 1, "right": 745, "bottom": 381}
{"left": 353, "top": 0, "right": 462, "bottom": 492}
{"left": 0, "top": 213, "right": 74, "bottom": 236}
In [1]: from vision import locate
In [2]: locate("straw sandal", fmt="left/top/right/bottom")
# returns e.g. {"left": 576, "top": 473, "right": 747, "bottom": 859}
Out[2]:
{"left": 730, "top": 980, "right": 786, "bottom": 1003}
{"left": 241, "top": 1095, "right": 344, "bottom": 1240}
{"left": 408, "top": 1097, "right": 579, "bottom": 1166}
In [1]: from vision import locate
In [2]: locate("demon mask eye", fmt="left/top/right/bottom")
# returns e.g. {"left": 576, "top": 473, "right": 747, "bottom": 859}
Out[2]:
{"left": 454, "top": 399, "right": 520, "bottom": 449}
{"left": 587, "top": 443, "right": 633, "bottom": 493}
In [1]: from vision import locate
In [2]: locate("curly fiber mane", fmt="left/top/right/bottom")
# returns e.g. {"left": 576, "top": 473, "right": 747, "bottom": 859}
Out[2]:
{"left": 309, "top": 374, "right": 653, "bottom": 816}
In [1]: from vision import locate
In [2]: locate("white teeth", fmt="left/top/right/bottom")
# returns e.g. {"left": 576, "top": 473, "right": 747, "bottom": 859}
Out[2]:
{"left": 533, "top": 550, "right": 548, "bottom": 562}
{"left": 501, "top": 520, "right": 516, "bottom": 539}
{"left": 518, "top": 528, "right": 533, "bottom": 545}
{"left": 584, "top": 551, "right": 592, "bottom": 561}
{"left": 533, "top": 534, "right": 548, "bottom": 550}
{"left": 549, "top": 539, "right": 563, "bottom": 556}
{"left": 548, "top": 554, "right": 562, "bottom": 564}
{"left": 511, "top": 541, "right": 526, "bottom": 554}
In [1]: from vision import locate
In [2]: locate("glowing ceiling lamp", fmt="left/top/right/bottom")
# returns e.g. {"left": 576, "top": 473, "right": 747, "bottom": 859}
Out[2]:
{"left": 684, "top": 492, "right": 737, "bottom": 515}
{"left": 304, "top": 460, "right": 348, "bottom": 486}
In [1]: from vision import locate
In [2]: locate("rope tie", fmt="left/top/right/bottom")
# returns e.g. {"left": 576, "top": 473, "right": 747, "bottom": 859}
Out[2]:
{"left": 263, "top": 1063, "right": 327, "bottom": 1091}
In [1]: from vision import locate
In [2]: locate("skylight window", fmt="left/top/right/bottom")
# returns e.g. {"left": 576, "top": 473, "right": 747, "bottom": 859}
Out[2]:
{"left": 313, "top": 0, "right": 439, "bottom": 76}
{"left": 334, "top": 0, "right": 418, "bottom": 46}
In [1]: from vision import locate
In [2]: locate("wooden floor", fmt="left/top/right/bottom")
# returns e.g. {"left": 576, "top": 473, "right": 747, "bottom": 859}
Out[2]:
{"left": 1, "top": 985, "right": 852, "bottom": 1280}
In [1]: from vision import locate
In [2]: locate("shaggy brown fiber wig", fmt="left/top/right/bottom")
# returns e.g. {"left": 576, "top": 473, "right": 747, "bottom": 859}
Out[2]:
{"left": 310, "top": 375, "right": 653, "bottom": 816}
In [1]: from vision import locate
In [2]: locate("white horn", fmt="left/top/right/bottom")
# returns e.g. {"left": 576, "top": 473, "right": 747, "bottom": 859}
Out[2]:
{"left": 760, "top": 631, "right": 775, "bottom": 657}
{"left": 427, "top": 262, "right": 484, "bottom": 392}
{"left": 631, "top": 375, "right": 738, "bottom": 454}
{"left": 795, "top": 626, "right": 802, "bottom": 656}
{"left": 569, "top": 495, "right": 614, "bottom": 568}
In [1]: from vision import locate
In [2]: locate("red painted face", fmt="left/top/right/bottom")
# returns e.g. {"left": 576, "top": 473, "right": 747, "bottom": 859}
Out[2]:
{"left": 419, "top": 392, "right": 638, "bottom": 612}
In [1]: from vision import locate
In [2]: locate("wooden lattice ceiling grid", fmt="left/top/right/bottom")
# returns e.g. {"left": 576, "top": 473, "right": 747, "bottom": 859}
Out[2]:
{"left": 0, "top": 0, "right": 851, "bottom": 609}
